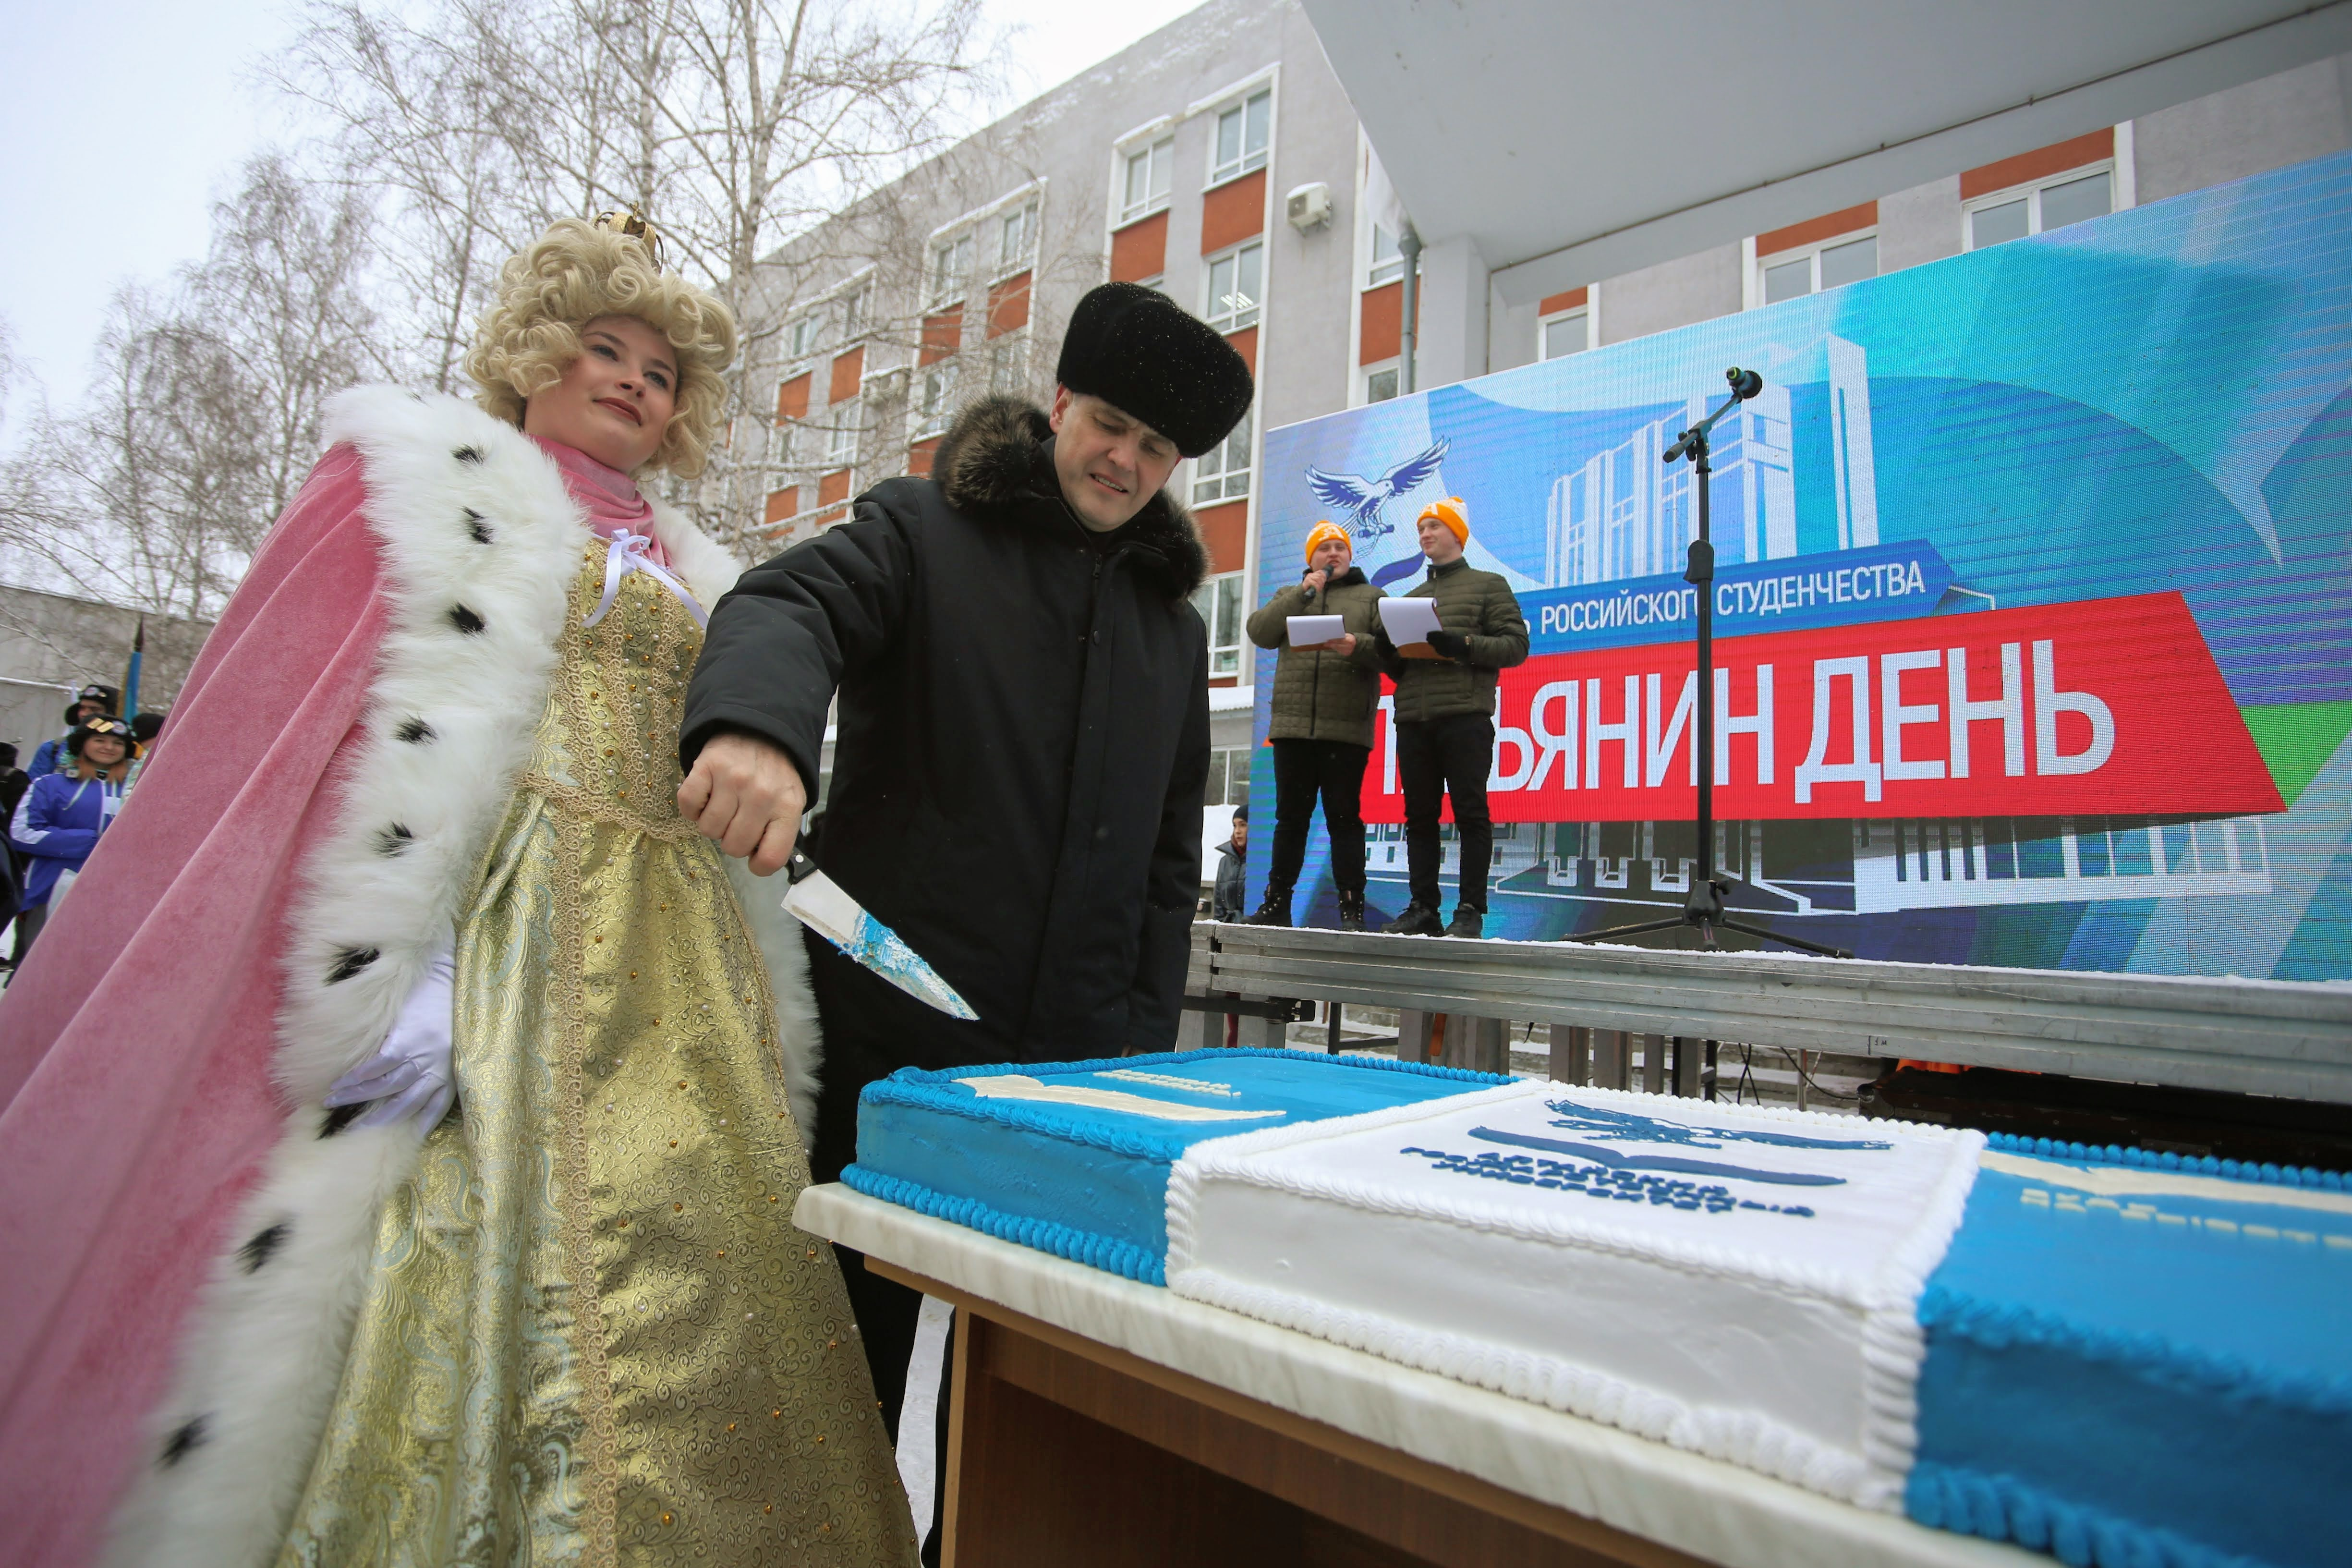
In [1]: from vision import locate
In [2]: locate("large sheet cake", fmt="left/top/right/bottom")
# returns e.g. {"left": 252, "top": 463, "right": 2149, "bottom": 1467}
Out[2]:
{"left": 848, "top": 1048, "right": 2351, "bottom": 1568}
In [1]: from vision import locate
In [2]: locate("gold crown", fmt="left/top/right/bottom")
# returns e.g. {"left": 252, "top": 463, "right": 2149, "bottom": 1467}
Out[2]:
{"left": 594, "top": 208, "right": 666, "bottom": 270}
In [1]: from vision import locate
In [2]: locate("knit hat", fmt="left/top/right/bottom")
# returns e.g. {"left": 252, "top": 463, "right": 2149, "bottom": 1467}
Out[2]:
{"left": 1418, "top": 496, "right": 1469, "bottom": 545}
{"left": 1054, "top": 283, "right": 1254, "bottom": 458}
{"left": 63, "top": 683, "right": 118, "bottom": 726}
{"left": 1303, "top": 520, "right": 1350, "bottom": 562}
{"left": 67, "top": 715, "right": 138, "bottom": 759}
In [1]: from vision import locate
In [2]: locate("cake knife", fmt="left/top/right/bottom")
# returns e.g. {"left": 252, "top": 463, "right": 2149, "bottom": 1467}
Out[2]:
{"left": 779, "top": 831, "right": 979, "bottom": 1021}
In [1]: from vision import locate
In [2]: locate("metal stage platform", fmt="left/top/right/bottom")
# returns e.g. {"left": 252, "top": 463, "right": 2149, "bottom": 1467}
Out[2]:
{"left": 1182, "top": 923, "right": 2352, "bottom": 1106}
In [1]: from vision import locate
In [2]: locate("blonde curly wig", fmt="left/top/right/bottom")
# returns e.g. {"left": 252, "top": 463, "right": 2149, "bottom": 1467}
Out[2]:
{"left": 466, "top": 216, "right": 738, "bottom": 477}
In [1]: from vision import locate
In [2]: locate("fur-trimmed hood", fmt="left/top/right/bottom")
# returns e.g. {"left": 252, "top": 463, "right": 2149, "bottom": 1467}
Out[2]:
{"left": 932, "top": 394, "right": 1210, "bottom": 601}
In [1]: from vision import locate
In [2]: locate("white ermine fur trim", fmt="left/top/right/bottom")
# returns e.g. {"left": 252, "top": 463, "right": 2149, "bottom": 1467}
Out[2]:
{"left": 106, "top": 388, "right": 823, "bottom": 1567}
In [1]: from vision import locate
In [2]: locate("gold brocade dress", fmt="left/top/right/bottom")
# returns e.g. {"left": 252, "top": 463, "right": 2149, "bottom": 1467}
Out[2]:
{"left": 277, "top": 547, "right": 919, "bottom": 1567}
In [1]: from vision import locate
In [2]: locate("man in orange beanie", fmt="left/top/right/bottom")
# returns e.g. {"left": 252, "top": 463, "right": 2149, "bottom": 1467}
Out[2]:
{"left": 1241, "top": 520, "right": 1387, "bottom": 928}
{"left": 1373, "top": 496, "right": 1527, "bottom": 937}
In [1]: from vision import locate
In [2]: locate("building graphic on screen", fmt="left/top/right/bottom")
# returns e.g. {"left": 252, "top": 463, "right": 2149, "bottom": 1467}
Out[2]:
{"left": 1542, "top": 337, "right": 1878, "bottom": 588}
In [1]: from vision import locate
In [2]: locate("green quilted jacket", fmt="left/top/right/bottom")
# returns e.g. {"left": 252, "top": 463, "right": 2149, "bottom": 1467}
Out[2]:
{"left": 1244, "top": 568, "right": 1388, "bottom": 748}
{"left": 1383, "top": 557, "right": 1530, "bottom": 723}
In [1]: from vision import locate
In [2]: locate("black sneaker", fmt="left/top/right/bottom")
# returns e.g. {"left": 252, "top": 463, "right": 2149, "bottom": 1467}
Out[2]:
{"left": 1381, "top": 901, "right": 1445, "bottom": 936}
{"left": 1337, "top": 892, "right": 1366, "bottom": 931}
{"left": 1242, "top": 889, "right": 1293, "bottom": 927}
{"left": 1447, "top": 907, "right": 1485, "bottom": 939}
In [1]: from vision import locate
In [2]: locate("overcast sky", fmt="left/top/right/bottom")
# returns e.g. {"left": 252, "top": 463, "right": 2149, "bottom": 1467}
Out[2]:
{"left": 0, "top": 0, "right": 1201, "bottom": 407}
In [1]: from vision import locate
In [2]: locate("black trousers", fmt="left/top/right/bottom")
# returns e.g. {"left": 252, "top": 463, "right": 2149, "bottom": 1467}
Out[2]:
{"left": 1396, "top": 713, "right": 1495, "bottom": 912}
{"left": 1267, "top": 738, "right": 1371, "bottom": 897}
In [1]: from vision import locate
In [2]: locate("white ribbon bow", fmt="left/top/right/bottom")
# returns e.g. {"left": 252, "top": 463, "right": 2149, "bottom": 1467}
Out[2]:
{"left": 583, "top": 528, "right": 708, "bottom": 630}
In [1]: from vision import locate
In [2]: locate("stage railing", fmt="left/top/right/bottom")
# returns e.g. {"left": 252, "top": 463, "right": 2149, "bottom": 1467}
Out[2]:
{"left": 1182, "top": 923, "right": 2352, "bottom": 1105}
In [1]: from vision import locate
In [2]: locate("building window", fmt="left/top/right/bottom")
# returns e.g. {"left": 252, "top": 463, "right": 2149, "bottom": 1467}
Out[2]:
{"left": 930, "top": 234, "right": 971, "bottom": 305}
{"left": 998, "top": 203, "right": 1036, "bottom": 272}
{"left": 1123, "top": 136, "right": 1174, "bottom": 223}
{"left": 915, "top": 364, "right": 956, "bottom": 438}
{"left": 828, "top": 413, "right": 858, "bottom": 463}
{"left": 1967, "top": 167, "right": 2112, "bottom": 249}
{"left": 1368, "top": 223, "right": 1405, "bottom": 287}
{"left": 1205, "top": 745, "right": 1249, "bottom": 807}
{"left": 1190, "top": 571, "right": 1244, "bottom": 678}
{"left": 1363, "top": 363, "right": 1399, "bottom": 404}
{"left": 1541, "top": 308, "right": 1590, "bottom": 359}
{"left": 838, "top": 288, "right": 864, "bottom": 340}
{"left": 1211, "top": 88, "right": 1272, "bottom": 185}
{"left": 987, "top": 334, "right": 1025, "bottom": 395}
{"left": 1191, "top": 404, "right": 1252, "bottom": 506}
{"left": 1760, "top": 232, "right": 1878, "bottom": 304}
{"left": 1203, "top": 241, "right": 1263, "bottom": 333}
{"left": 788, "top": 314, "right": 818, "bottom": 360}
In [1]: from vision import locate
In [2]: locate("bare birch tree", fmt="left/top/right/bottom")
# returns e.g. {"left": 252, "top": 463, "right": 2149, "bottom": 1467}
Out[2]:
{"left": 0, "top": 157, "right": 381, "bottom": 620}
{"left": 282, "top": 0, "right": 1005, "bottom": 555}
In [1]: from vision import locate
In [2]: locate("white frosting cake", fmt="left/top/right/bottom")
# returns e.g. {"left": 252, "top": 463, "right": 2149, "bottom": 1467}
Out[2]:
{"left": 1164, "top": 1080, "right": 1983, "bottom": 1509}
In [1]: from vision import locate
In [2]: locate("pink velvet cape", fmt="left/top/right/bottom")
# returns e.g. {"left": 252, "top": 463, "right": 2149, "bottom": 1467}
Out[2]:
{"left": 0, "top": 446, "right": 389, "bottom": 1567}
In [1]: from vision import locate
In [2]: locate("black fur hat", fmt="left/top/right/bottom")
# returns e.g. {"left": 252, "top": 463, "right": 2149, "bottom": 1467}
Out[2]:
{"left": 1054, "top": 283, "right": 1254, "bottom": 458}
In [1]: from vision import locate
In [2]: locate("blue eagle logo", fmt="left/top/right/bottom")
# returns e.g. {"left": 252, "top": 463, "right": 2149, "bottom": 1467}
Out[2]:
{"left": 1303, "top": 438, "right": 1449, "bottom": 544}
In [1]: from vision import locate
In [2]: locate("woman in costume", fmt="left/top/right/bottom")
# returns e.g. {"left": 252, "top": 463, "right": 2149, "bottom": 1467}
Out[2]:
{"left": 0, "top": 215, "right": 917, "bottom": 1567}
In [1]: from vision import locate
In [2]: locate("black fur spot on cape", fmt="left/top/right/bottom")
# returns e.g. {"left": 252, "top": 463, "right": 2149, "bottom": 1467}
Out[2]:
{"left": 160, "top": 1417, "right": 207, "bottom": 1468}
{"left": 238, "top": 1222, "right": 289, "bottom": 1273}
{"left": 326, "top": 947, "right": 379, "bottom": 984}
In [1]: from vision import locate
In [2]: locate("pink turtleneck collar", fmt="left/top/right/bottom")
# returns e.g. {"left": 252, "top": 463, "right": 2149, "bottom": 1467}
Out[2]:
{"left": 531, "top": 434, "right": 668, "bottom": 566}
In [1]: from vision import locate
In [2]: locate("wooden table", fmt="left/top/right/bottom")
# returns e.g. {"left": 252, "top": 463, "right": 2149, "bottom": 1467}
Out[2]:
{"left": 796, "top": 1186, "right": 2043, "bottom": 1568}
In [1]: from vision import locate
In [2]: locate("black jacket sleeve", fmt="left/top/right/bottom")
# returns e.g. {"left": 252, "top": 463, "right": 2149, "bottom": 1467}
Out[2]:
{"left": 1128, "top": 632, "right": 1211, "bottom": 1049}
{"left": 679, "top": 495, "right": 915, "bottom": 788}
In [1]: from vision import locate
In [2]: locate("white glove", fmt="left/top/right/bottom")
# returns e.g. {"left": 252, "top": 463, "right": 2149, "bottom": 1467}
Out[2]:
{"left": 324, "top": 943, "right": 457, "bottom": 1132}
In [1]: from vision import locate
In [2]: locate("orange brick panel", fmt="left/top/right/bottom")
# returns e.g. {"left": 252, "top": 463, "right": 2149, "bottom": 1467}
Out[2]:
{"left": 1196, "top": 499, "right": 1249, "bottom": 575}
{"left": 1539, "top": 286, "right": 1588, "bottom": 316}
{"left": 817, "top": 468, "right": 853, "bottom": 507}
{"left": 921, "top": 313, "right": 962, "bottom": 367}
{"left": 988, "top": 271, "right": 1032, "bottom": 339}
{"left": 1360, "top": 281, "right": 1401, "bottom": 366}
{"left": 1110, "top": 210, "right": 1168, "bottom": 283}
{"left": 775, "top": 372, "right": 810, "bottom": 423}
{"left": 1200, "top": 169, "right": 1267, "bottom": 255}
{"left": 1224, "top": 325, "right": 1257, "bottom": 375}
{"left": 908, "top": 437, "right": 941, "bottom": 478}
{"left": 1962, "top": 129, "right": 2113, "bottom": 200}
{"left": 828, "top": 347, "right": 864, "bottom": 407}
{"left": 763, "top": 488, "right": 798, "bottom": 524}
{"left": 1756, "top": 201, "right": 1879, "bottom": 259}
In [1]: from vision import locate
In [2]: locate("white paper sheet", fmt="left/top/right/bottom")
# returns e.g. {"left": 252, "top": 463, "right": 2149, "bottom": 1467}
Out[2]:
{"left": 1377, "top": 596, "right": 1443, "bottom": 644}
{"left": 1285, "top": 614, "right": 1345, "bottom": 645}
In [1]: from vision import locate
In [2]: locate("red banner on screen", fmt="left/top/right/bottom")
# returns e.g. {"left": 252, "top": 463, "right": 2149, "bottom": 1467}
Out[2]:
{"left": 1362, "top": 592, "right": 2282, "bottom": 824}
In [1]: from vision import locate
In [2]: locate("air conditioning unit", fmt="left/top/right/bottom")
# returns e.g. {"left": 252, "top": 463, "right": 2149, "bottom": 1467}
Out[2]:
{"left": 1286, "top": 182, "right": 1334, "bottom": 232}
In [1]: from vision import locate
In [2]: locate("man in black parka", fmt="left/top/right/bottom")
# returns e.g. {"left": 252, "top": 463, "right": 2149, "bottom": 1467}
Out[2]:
{"left": 676, "top": 284, "right": 1252, "bottom": 1517}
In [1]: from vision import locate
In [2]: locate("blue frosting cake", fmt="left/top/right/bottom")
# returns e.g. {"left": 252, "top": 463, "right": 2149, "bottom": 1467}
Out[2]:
{"left": 1908, "top": 1136, "right": 2352, "bottom": 1568}
{"left": 841, "top": 1048, "right": 1502, "bottom": 1283}
{"left": 849, "top": 1052, "right": 2351, "bottom": 1568}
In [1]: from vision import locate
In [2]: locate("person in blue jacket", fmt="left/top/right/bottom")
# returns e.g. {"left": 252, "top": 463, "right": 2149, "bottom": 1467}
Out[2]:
{"left": 10, "top": 714, "right": 136, "bottom": 955}
{"left": 28, "top": 684, "right": 118, "bottom": 779}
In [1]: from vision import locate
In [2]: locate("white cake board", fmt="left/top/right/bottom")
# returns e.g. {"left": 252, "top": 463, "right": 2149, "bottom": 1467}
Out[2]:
{"left": 796, "top": 1184, "right": 2044, "bottom": 1568}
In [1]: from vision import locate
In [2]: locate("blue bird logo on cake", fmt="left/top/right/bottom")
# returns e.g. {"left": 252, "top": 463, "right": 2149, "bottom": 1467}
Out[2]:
{"left": 1463, "top": 1098, "right": 1891, "bottom": 1188}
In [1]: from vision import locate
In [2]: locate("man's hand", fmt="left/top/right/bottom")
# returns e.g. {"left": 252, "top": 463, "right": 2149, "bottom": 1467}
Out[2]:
{"left": 1301, "top": 566, "right": 1329, "bottom": 596}
{"left": 1426, "top": 629, "right": 1470, "bottom": 661}
{"left": 677, "top": 731, "right": 806, "bottom": 876}
{"left": 1309, "top": 632, "right": 1358, "bottom": 656}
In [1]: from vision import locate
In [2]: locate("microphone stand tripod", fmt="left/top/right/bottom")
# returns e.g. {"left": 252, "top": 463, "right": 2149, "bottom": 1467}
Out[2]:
{"left": 1565, "top": 367, "right": 1852, "bottom": 960}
